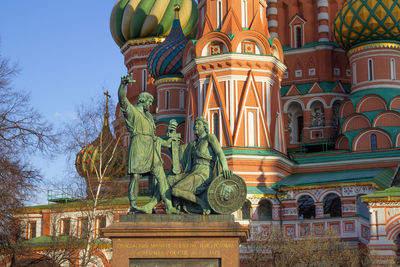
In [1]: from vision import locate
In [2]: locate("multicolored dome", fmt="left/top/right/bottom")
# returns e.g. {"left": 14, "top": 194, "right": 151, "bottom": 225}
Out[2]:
{"left": 110, "top": 0, "right": 198, "bottom": 47}
{"left": 75, "top": 114, "right": 127, "bottom": 180}
{"left": 333, "top": 0, "right": 400, "bottom": 50}
{"left": 147, "top": 16, "right": 188, "bottom": 80}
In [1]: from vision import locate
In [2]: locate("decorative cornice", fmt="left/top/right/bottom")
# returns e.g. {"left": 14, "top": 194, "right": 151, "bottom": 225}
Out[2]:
{"left": 348, "top": 42, "right": 400, "bottom": 56}
{"left": 154, "top": 77, "right": 185, "bottom": 86}
{"left": 194, "top": 53, "right": 287, "bottom": 72}
{"left": 121, "top": 37, "right": 165, "bottom": 52}
{"left": 362, "top": 197, "right": 400, "bottom": 202}
{"left": 249, "top": 194, "right": 286, "bottom": 198}
{"left": 277, "top": 181, "right": 382, "bottom": 192}
{"left": 367, "top": 201, "right": 400, "bottom": 206}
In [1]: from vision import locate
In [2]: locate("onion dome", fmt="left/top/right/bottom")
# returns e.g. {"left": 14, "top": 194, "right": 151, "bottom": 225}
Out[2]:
{"left": 147, "top": 6, "right": 188, "bottom": 80}
{"left": 333, "top": 0, "right": 400, "bottom": 50}
{"left": 75, "top": 94, "right": 127, "bottom": 180}
{"left": 110, "top": 0, "right": 198, "bottom": 47}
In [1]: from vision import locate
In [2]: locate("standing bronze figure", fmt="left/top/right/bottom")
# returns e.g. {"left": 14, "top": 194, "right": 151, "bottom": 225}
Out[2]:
{"left": 118, "top": 75, "right": 179, "bottom": 214}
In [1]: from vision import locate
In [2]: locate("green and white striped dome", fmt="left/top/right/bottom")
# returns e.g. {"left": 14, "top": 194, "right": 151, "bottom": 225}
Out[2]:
{"left": 110, "top": 0, "right": 198, "bottom": 47}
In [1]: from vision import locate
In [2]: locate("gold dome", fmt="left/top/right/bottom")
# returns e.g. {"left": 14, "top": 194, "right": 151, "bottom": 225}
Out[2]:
{"left": 333, "top": 0, "right": 400, "bottom": 50}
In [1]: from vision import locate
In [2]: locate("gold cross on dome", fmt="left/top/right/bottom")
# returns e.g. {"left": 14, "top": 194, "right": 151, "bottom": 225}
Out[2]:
{"left": 104, "top": 91, "right": 111, "bottom": 116}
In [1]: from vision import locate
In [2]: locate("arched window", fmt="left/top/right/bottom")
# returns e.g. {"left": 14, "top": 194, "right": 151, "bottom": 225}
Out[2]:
{"left": 257, "top": 199, "right": 272, "bottom": 220}
{"left": 217, "top": 0, "right": 223, "bottom": 28}
{"left": 310, "top": 101, "right": 325, "bottom": 127}
{"left": 391, "top": 58, "right": 396, "bottom": 80}
{"left": 323, "top": 193, "right": 342, "bottom": 218}
{"left": 213, "top": 112, "right": 219, "bottom": 140}
{"left": 248, "top": 111, "right": 256, "bottom": 146}
{"left": 241, "top": 0, "right": 247, "bottom": 28}
{"left": 294, "top": 25, "right": 302, "bottom": 48}
{"left": 298, "top": 195, "right": 315, "bottom": 219}
{"left": 179, "top": 90, "right": 184, "bottom": 110}
{"left": 371, "top": 134, "right": 377, "bottom": 150}
{"left": 353, "top": 63, "right": 357, "bottom": 84}
{"left": 241, "top": 200, "right": 251, "bottom": 220}
{"left": 357, "top": 195, "right": 370, "bottom": 220}
{"left": 332, "top": 100, "right": 342, "bottom": 134}
{"left": 142, "top": 69, "right": 147, "bottom": 91}
{"left": 287, "top": 102, "right": 303, "bottom": 143}
{"left": 368, "top": 59, "right": 374, "bottom": 81}
{"left": 165, "top": 90, "right": 170, "bottom": 110}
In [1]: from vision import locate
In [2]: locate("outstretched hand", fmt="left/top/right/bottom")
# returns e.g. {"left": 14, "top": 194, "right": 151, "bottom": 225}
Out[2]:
{"left": 222, "top": 168, "right": 233, "bottom": 179}
{"left": 167, "top": 123, "right": 177, "bottom": 133}
{"left": 121, "top": 73, "right": 135, "bottom": 86}
{"left": 121, "top": 75, "right": 131, "bottom": 85}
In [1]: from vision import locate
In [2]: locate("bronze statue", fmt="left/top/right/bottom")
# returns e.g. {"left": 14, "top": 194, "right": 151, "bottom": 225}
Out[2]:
{"left": 170, "top": 117, "right": 232, "bottom": 214}
{"left": 118, "top": 75, "right": 180, "bottom": 214}
{"left": 118, "top": 75, "right": 246, "bottom": 215}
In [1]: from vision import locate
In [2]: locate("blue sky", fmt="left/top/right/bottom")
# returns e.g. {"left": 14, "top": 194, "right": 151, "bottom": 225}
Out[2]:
{"left": 0, "top": 1, "right": 126, "bottom": 204}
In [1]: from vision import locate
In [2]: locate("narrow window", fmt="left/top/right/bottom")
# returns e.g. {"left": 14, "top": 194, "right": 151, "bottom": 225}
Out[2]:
{"left": 368, "top": 59, "right": 374, "bottom": 81}
{"left": 62, "top": 218, "right": 71, "bottom": 235}
{"left": 28, "top": 222, "right": 36, "bottom": 239}
{"left": 142, "top": 69, "right": 147, "bottom": 91}
{"left": 179, "top": 90, "right": 184, "bottom": 110}
{"left": 241, "top": 0, "right": 247, "bottom": 28}
{"left": 217, "top": 0, "right": 223, "bottom": 28}
{"left": 260, "top": 4, "right": 263, "bottom": 23}
{"left": 353, "top": 63, "right": 357, "bottom": 84}
{"left": 97, "top": 217, "right": 106, "bottom": 238}
{"left": 391, "top": 58, "right": 396, "bottom": 80}
{"left": 80, "top": 218, "right": 89, "bottom": 238}
{"left": 201, "top": 7, "right": 205, "bottom": 25}
{"left": 371, "top": 134, "right": 377, "bottom": 150}
{"left": 241, "top": 200, "right": 251, "bottom": 220}
{"left": 165, "top": 90, "right": 170, "bottom": 110}
{"left": 213, "top": 112, "right": 219, "bottom": 140}
{"left": 248, "top": 111, "right": 256, "bottom": 146}
{"left": 294, "top": 25, "right": 302, "bottom": 48}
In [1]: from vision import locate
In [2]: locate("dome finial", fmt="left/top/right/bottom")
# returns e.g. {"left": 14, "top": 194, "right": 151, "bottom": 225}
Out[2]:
{"left": 173, "top": 2, "right": 180, "bottom": 19}
{"left": 103, "top": 90, "right": 111, "bottom": 120}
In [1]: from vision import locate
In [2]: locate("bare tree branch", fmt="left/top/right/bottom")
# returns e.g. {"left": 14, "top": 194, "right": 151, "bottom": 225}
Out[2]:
{"left": 0, "top": 52, "right": 58, "bottom": 260}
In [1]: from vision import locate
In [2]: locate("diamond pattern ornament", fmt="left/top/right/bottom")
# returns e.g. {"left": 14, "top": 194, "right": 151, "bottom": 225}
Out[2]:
{"left": 333, "top": 0, "right": 400, "bottom": 50}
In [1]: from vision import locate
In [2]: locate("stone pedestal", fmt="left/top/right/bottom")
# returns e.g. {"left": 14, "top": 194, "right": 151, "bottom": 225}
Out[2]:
{"left": 103, "top": 214, "right": 249, "bottom": 267}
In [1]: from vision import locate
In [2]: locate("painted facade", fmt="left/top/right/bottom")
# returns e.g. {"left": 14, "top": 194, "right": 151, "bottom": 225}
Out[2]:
{"left": 9, "top": 0, "right": 400, "bottom": 266}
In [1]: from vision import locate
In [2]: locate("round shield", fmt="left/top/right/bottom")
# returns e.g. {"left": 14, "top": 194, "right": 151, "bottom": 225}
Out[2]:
{"left": 207, "top": 174, "right": 247, "bottom": 214}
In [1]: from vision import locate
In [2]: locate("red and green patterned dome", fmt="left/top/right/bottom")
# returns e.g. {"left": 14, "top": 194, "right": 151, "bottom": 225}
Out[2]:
{"left": 333, "top": 0, "right": 400, "bottom": 50}
{"left": 147, "top": 16, "right": 188, "bottom": 80}
{"left": 75, "top": 115, "right": 127, "bottom": 180}
{"left": 110, "top": 0, "right": 198, "bottom": 47}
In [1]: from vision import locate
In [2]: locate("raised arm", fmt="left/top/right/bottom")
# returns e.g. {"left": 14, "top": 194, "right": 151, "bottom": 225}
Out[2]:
{"left": 118, "top": 75, "right": 131, "bottom": 110}
{"left": 209, "top": 134, "right": 232, "bottom": 178}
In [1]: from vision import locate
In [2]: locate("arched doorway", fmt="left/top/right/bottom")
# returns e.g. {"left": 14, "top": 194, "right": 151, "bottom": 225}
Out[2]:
{"left": 287, "top": 102, "right": 304, "bottom": 143}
